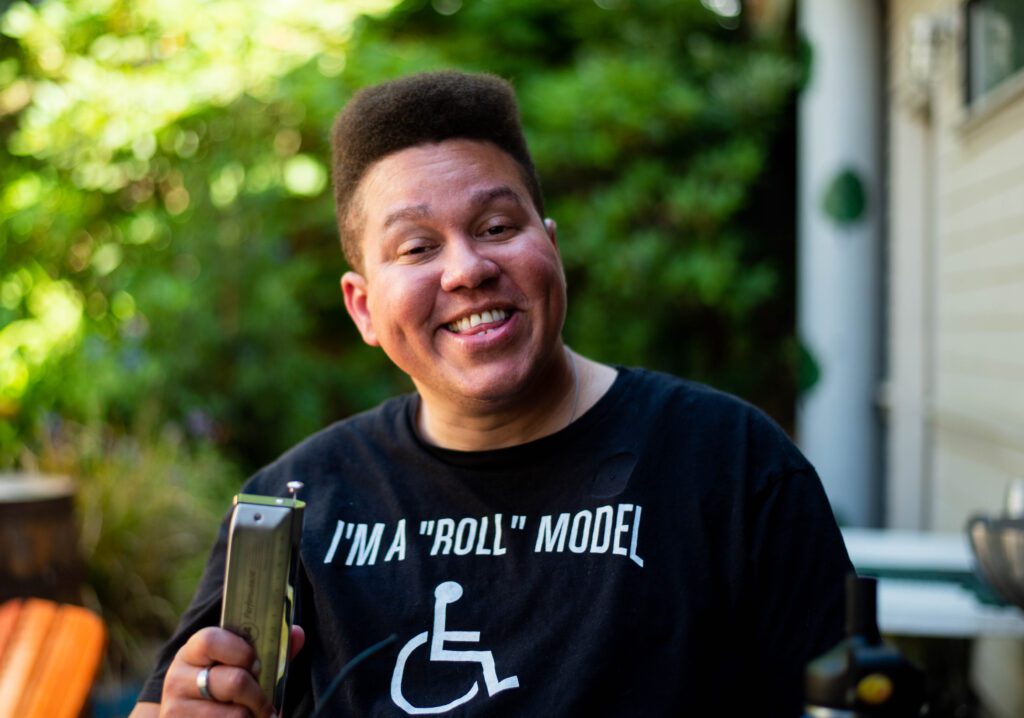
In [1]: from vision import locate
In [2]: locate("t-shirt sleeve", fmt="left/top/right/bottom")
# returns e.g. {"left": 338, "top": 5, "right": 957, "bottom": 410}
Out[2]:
{"left": 136, "top": 515, "right": 231, "bottom": 703}
{"left": 738, "top": 468, "right": 852, "bottom": 717}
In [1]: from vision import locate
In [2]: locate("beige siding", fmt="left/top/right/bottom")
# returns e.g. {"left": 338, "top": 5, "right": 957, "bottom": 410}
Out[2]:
{"left": 932, "top": 61, "right": 1024, "bottom": 529}
{"left": 887, "top": 0, "right": 1024, "bottom": 532}
{"left": 931, "top": 422, "right": 1024, "bottom": 530}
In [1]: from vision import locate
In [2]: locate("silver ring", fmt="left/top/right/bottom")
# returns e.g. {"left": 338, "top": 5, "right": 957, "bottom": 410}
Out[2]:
{"left": 196, "top": 665, "right": 215, "bottom": 701}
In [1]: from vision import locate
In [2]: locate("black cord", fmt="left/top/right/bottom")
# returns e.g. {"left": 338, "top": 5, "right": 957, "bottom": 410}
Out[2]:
{"left": 296, "top": 633, "right": 398, "bottom": 718}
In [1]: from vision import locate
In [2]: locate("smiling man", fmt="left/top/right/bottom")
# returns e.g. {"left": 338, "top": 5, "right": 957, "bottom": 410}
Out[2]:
{"left": 340, "top": 138, "right": 605, "bottom": 449}
{"left": 132, "top": 71, "right": 852, "bottom": 718}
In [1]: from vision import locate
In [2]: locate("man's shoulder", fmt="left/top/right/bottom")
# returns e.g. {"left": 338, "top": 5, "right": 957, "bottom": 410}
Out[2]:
{"left": 620, "top": 366, "right": 774, "bottom": 423}
{"left": 617, "top": 365, "right": 807, "bottom": 470}
{"left": 245, "top": 394, "right": 415, "bottom": 488}
{"left": 298, "top": 393, "right": 409, "bottom": 449}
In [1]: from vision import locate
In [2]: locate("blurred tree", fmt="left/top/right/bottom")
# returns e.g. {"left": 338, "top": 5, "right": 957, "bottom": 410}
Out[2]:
{"left": 1, "top": 0, "right": 801, "bottom": 472}
{"left": 0, "top": 0, "right": 404, "bottom": 470}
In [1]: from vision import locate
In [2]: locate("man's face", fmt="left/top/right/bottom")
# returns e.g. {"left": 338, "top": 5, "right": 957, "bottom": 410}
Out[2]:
{"left": 341, "top": 139, "right": 567, "bottom": 410}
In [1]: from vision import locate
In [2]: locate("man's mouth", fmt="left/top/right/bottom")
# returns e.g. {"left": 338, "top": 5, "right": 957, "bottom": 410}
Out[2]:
{"left": 446, "top": 308, "right": 510, "bottom": 334}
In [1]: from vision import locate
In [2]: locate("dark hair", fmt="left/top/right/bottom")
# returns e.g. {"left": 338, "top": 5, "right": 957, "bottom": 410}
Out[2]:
{"left": 330, "top": 70, "right": 544, "bottom": 270}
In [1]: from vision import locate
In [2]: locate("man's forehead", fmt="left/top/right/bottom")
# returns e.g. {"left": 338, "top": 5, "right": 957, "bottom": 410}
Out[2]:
{"left": 345, "top": 139, "right": 538, "bottom": 268}
{"left": 358, "top": 140, "right": 529, "bottom": 214}
{"left": 380, "top": 186, "right": 524, "bottom": 230}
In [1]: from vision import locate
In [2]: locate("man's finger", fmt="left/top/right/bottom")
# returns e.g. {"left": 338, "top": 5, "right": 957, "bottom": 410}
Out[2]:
{"left": 179, "top": 626, "right": 258, "bottom": 671}
{"left": 171, "top": 699, "right": 251, "bottom": 718}
{"left": 289, "top": 625, "right": 305, "bottom": 661}
{"left": 196, "top": 663, "right": 274, "bottom": 716}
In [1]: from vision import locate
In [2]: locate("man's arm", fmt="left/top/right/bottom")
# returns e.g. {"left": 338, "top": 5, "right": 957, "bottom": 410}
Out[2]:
{"left": 130, "top": 626, "right": 274, "bottom": 717}
{"left": 741, "top": 468, "right": 852, "bottom": 716}
{"left": 129, "top": 626, "right": 304, "bottom": 717}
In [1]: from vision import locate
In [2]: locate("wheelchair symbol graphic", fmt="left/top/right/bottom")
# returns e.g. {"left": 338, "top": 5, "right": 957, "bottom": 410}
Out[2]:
{"left": 390, "top": 581, "right": 520, "bottom": 715}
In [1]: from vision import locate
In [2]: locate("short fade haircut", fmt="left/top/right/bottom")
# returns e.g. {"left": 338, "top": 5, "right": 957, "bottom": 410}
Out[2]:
{"left": 330, "top": 70, "right": 545, "bottom": 270}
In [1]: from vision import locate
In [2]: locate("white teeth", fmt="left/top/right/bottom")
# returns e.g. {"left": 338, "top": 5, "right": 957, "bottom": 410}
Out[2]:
{"left": 447, "top": 308, "right": 508, "bottom": 333}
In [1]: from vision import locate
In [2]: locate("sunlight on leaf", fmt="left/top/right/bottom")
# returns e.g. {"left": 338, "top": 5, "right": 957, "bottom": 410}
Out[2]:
{"left": 283, "top": 154, "right": 327, "bottom": 197}
{"left": 0, "top": 268, "right": 83, "bottom": 413}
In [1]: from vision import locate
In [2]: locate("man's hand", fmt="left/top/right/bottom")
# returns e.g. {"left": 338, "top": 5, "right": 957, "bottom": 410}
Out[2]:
{"left": 130, "top": 625, "right": 304, "bottom": 718}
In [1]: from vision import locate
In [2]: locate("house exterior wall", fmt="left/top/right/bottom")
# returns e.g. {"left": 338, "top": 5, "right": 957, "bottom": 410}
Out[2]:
{"left": 886, "top": 5, "right": 1024, "bottom": 716}
{"left": 931, "top": 83, "right": 1024, "bottom": 530}
{"left": 886, "top": 0, "right": 1024, "bottom": 533}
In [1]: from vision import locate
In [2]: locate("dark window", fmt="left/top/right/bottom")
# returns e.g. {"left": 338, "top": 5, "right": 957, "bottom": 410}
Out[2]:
{"left": 966, "top": 0, "right": 1024, "bottom": 103}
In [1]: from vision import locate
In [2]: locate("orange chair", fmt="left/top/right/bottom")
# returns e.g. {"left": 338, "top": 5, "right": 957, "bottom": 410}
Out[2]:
{"left": 0, "top": 598, "right": 106, "bottom": 718}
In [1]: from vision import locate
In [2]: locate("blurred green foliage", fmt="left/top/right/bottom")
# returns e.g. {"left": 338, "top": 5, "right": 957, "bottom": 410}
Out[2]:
{"left": 0, "top": 0, "right": 405, "bottom": 474}
{"left": 1, "top": 0, "right": 801, "bottom": 678}
{"left": 2, "top": 0, "right": 802, "bottom": 472}
{"left": 26, "top": 419, "right": 241, "bottom": 678}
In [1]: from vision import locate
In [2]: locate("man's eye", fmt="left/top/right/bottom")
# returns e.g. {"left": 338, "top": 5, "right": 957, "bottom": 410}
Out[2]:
{"left": 483, "top": 224, "right": 512, "bottom": 237}
{"left": 398, "top": 242, "right": 432, "bottom": 258}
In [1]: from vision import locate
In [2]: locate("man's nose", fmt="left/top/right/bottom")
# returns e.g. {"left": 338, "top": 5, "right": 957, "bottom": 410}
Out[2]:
{"left": 439, "top": 237, "right": 499, "bottom": 291}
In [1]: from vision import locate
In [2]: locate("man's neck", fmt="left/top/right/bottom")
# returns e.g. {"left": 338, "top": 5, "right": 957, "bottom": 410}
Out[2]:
{"left": 414, "top": 350, "right": 616, "bottom": 452}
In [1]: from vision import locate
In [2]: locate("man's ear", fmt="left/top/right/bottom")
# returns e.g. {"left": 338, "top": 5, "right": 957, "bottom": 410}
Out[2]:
{"left": 544, "top": 218, "right": 558, "bottom": 247}
{"left": 341, "top": 271, "right": 379, "bottom": 347}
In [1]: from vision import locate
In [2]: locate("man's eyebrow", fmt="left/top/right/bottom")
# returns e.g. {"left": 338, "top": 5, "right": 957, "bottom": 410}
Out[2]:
{"left": 381, "top": 187, "right": 523, "bottom": 230}
{"left": 471, "top": 186, "right": 524, "bottom": 208}
{"left": 382, "top": 204, "right": 430, "bottom": 230}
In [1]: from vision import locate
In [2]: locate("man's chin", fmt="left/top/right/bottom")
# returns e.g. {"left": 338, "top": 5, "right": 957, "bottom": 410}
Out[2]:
{"left": 427, "top": 369, "right": 534, "bottom": 408}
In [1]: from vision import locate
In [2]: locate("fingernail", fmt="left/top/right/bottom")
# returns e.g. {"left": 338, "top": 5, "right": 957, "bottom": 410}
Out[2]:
{"left": 252, "top": 659, "right": 262, "bottom": 676}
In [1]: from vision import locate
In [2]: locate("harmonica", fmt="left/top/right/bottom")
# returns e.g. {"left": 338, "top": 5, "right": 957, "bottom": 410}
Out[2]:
{"left": 221, "top": 482, "right": 305, "bottom": 711}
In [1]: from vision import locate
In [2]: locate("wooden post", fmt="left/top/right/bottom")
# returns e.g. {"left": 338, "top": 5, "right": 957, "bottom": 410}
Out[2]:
{"left": 0, "top": 475, "right": 83, "bottom": 604}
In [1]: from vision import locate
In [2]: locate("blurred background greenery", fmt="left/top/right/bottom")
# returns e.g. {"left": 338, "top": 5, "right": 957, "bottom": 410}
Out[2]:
{"left": 1, "top": 0, "right": 801, "bottom": 688}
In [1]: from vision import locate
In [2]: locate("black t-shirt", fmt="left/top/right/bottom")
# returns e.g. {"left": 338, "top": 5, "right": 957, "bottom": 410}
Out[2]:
{"left": 140, "top": 367, "right": 851, "bottom": 716}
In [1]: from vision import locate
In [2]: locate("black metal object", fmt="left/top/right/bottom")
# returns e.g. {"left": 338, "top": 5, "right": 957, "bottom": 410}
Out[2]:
{"left": 805, "top": 574, "right": 926, "bottom": 717}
